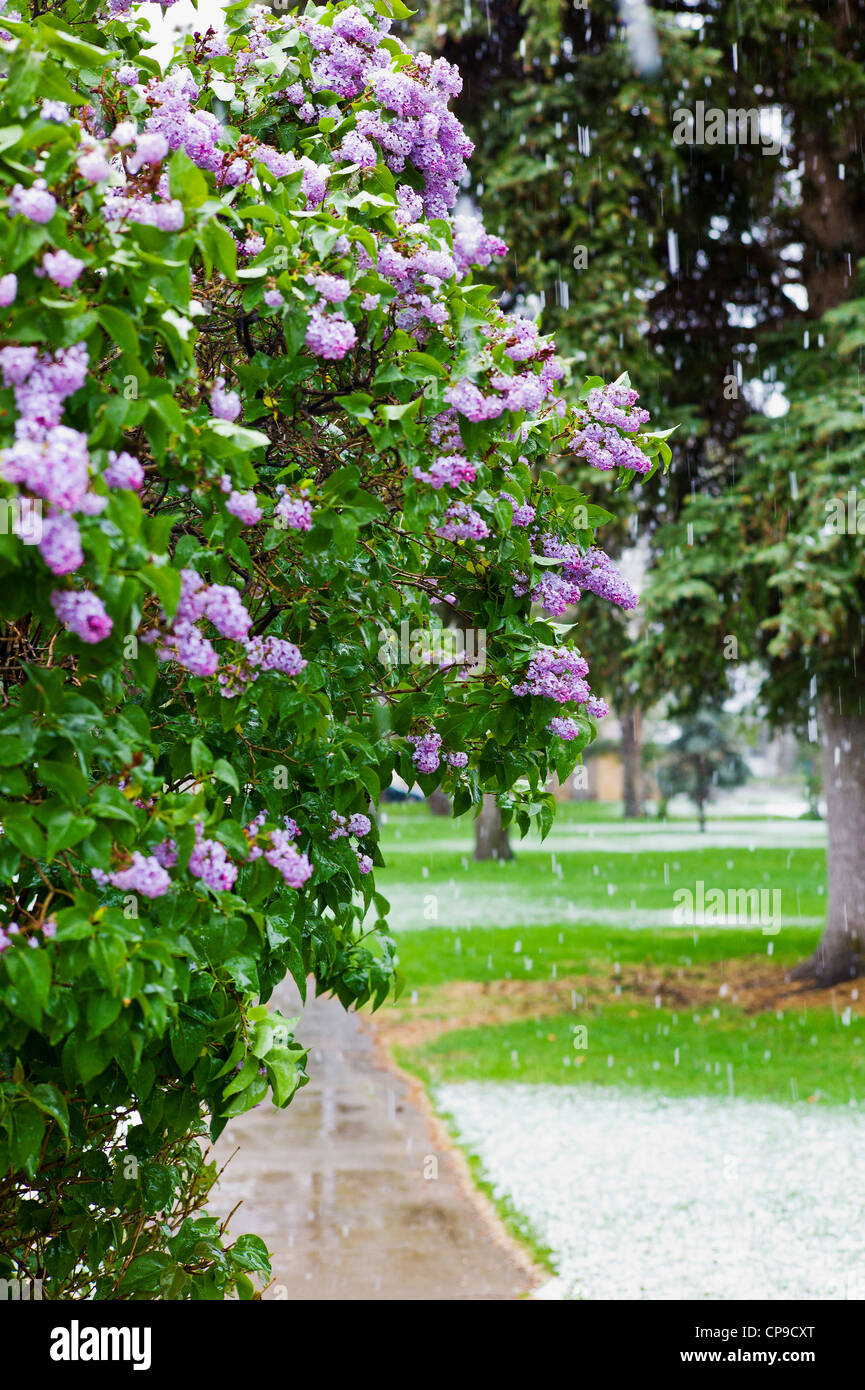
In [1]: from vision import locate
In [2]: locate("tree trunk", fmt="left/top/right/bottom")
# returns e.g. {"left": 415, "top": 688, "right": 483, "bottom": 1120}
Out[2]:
{"left": 621, "top": 704, "right": 643, "bottom": 819}
{"left": 426, "top": 788, "right": 451, "bottom": 816}
{"left": 791, "top": 699, "right": 865, "bottom": 985}
{"left": 474, "top": 794, "right": 513, "bottom": 861}
{"left": 696, "top": 755, "right": 707, "bottom": 832}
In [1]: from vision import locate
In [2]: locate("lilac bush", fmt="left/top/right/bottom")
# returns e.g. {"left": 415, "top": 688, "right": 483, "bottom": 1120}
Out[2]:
{"left": 0, "top": 0, "right": 668, "bottom": 1297}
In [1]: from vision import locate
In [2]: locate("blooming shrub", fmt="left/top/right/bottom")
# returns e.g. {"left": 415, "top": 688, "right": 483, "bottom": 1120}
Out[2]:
{"left": 0, "top": 0, "right": 667, "bottom": 1297}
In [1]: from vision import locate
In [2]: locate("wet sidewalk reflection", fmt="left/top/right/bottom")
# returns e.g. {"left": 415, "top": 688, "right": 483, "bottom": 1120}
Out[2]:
{"left": 208, "top": 982, "right": 535, "bottom": 1300}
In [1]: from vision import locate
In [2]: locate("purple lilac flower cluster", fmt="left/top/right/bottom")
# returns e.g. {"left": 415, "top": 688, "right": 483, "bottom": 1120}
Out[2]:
{"left": 435, "top": 501, "right": 489, "bottom": 542}
{"left": 498, "top": 492, "right": 534, "bottom": 528}
{"left": 540, "top": 536, "right": 638, "bottom": 612}
{"left": 265, "top": 828, "right": 313, "bottom": 888}
{"left": 0, "top": 340, "right": 131, "bottom": 620}
{"left": 547, "top": 716, "right": 581, "bottom": 740}
{"left": 412, "top": 454, "right": 477, "bottom": 490}
{"left": 512, "top": 646, "right": 606, "bottom": 720}
{"left": 152, "top": 569, "right": 306, "bottom": 697}
{"left": 98, "top": 851, "right": 172, "bottom": 899}
{"left": 330, "top": 811, "right": 372, "bottom": 840}
{"left": 210, "top": 377, "right": 241, "bottom": 422}
{"left": 293, "top": 9, "right": 470, "bottom": 219}
{"left": 188, "top": 822, "right": 238, "bottom": 892}
{"left": 569, "top": 384, "right": 652, "bottom": 475}
{"left": 329, "top": 809, "right": 375, "bottom": 874}
{"left": 275, "top": 488, "right": 313, "bottom": 532}
{"left": 408, "top": 731, "right": 467, "bottom": 774}
{"left": 513, "top": 570, "right": 583, "bottom": 618}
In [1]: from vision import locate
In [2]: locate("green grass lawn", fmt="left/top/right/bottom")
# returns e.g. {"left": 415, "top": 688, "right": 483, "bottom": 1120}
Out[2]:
{"left": 375, "top": 801, "right": 827, "bottom": 932}
{"left": 398, "top": 1000, "right": 865, "bottom": 1107}
{"left": 371, "top": 803, "right": 865, "bottom": 1108}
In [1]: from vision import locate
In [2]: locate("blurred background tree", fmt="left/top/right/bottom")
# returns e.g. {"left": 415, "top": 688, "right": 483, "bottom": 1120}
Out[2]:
{"left": 653, "top": 706, "right": 749, "bottom": 831}
{"left": 406, "top": 0, "right": 865, "bottom": 980}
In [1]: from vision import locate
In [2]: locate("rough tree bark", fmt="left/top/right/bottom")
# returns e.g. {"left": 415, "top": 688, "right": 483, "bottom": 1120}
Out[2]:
{"left": 621, "top": 704, "right": 643, "bottom": 819}
{"left": 791, "top": 699, "right": 865, "bottom": 985}
{"left": 474, "top": 794, "right": 513, "bottom": 861}
{"left": 426, "top": 788, "right": 451, "bottom": 816}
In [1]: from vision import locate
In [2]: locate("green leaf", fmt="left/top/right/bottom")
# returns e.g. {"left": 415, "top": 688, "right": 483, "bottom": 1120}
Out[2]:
{"left": 212, "top": 758, "right": 240, "bottom": 793}
{"left": 28, "top": 1084, "right": 70, "bottom": 1141}
{"left": 4, "top": 947, "right": 51, "bottom": 1029}
{"left": 230, "top": 1233, "right": 271, "bottom": 1276}
{"left": 264, "top": 1045, "right": 306, "bottom": 1106}
{"left": 97, "top": 305, "right": 140, "bottom": 358}
{"left": 199, "top": 217, "right": 238, "bottom": 280}
{"left": 10, "top": 1104, "right": 45, "bottom": 1177}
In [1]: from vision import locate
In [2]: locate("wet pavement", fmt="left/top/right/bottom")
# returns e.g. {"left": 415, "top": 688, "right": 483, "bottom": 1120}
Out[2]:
{"left": 208, "top": 982, "right": 537, "bottom": 1300}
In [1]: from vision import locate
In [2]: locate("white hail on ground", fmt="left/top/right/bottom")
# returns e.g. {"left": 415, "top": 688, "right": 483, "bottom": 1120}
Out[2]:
{"left": 437, "top": 1081, "right": 865, "bottom": 1300}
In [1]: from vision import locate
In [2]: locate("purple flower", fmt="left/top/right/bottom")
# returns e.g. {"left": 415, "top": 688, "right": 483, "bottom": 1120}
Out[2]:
{"left": 520, "top": 571, "right": 582, "bottom": 618}
{"left": 116, "top": 65, "right": 140, "bottom": 86}
{"left": 153, "top": 201, "right": 185, "bottom": 232}
{"left": 348, "top": 813, "right": 371, "bottom": 838}
{"left": 548, "top": 716, "right": 580, "bottom": 740}
{"left": 39, "top": 513, "right": 83, "bottom": 575}
{"left": 569, "top": 420, "right": 651, "bottom": 475}
{"left": 0, "top": 273, "right": 17, "bottom": 306}
{"left": 188, "top": 823, "right": 238, "bottom": 892}
{"left": 513, "top": 647, "right": 592, "bottom": 705}
{"left": 153, "top": 838, "right": 178, "bottom": 868}
{"left": 9, "top": 181, "right": 56, "bottom": 223}
{"left": 413, "top": 454, "right": 476, "bottom": 490}
{"left": 105, "top": 450, "right": 144, "bottom": 491}
{"left": 109, "top": 852, "right": 172, "bottom": 898}
{"left": 584, "top": 383, "right": 650, "bottom": 434}
{"left": 127, "top": 131, "right": 170, "bottom": 174}
{"left": 1, "top": 426, "right": 90, "bottom": 511}
{"left": 76, "top": 148, "right": 112, "bottom": 184}
{"left": 210, "top": 377, "right": 241, "bottom": 422}
{"left": 408, "top": 730, "right": 442, "bottom": 774}
{"left": 0, "top": 346, "right": 38, "bottom": 385}
{"left": 436, "top": 501, "right": 489, "bottom": 542}
{"left": 443, "top": 379, "right": 504, "bottom": 423}
{"left": 225, "top": 489, "right": 263, "bottom": 526}
{"left": 246, "top": 634, "right": 306, "bottom": 676}
{"left": 557, "top": 543, "right": 638, "bottom": 611}
{"left": 312, "top": 273, "right": 351, "bottom": 304}
{"left": 43, "top": 250, "right": 85, "bottom": 289}
{"left": 275, "top": 493, "right": 312, "bottom": 532}
{"left": 305, "top": 307, "right": 357, "bottom": 361}
{"left": 500, "top": 492, "right": 536, "bottom": 528}
{"left": 336, "top": 131, "right": 378, "bottom": 167}
{"left": 157, "top": 622, "right": 218, "bottom": 677}
{"left": 357, "top": 853, "right": 373, "bottom": 875}
{"left": 265, "top": 829, "right": 313, "bottom": 887}
{"left": 50, "top": 589, "right": 113, "bottom": 643}
{"left": 200, "top": 584, "right": 252, "bottom": 640}
{"left": 111, "top": 121, "right": 137, "bottom": 148}
{"left": 263, "top": 289, "right": 284, "bottom": 308}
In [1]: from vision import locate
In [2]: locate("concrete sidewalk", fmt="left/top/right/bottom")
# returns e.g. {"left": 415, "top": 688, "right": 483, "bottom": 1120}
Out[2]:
{"left": 208, "top": 983, "right": 537, "bottom": 1300}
